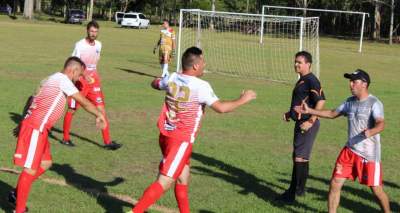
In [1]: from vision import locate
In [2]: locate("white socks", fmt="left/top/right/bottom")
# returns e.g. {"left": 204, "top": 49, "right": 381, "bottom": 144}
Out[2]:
{"left": 161, "top": 64, "right": 169, "bottom": 77}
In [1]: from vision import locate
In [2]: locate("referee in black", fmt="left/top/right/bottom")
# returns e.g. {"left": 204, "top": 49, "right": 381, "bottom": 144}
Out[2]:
{"left": 277, "top": 51, "right": 325, "bottom": 203}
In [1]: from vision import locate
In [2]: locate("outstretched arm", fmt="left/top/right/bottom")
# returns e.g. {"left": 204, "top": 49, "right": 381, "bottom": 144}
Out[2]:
{"left": 295, "top": 102, "right": 341, "bottom": 119}
{"left": 211, "top": 90, "right": 256, "bottom": 113}
{"left": 71, "top": 92, "right": 107, "bottom": 129}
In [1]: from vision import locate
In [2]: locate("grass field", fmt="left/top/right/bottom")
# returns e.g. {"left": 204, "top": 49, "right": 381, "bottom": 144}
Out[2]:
{"left": 0, "top": 15, "right": 399, "bottom": 213}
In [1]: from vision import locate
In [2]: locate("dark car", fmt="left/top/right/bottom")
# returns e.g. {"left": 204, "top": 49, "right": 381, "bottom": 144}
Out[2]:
{"left": 0, "top": 4, "right": 12, "bottom": 15}
{"left": 66, "top": 9, "right": 85, "bottom": 24}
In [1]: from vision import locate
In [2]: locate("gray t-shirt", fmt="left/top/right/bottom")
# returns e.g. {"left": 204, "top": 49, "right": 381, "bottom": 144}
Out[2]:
{"left": 335, "top": 95, "right": 384, "bottom": 162}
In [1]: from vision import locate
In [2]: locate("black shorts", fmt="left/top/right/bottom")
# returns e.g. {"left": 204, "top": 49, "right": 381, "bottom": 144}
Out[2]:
{"left": 293, "top": 120, "right": 320, "bottom": 160}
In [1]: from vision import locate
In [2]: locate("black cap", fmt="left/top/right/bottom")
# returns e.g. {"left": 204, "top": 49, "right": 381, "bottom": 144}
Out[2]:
{"left": 344, "top": 69, "right": 370, "bottom": 86}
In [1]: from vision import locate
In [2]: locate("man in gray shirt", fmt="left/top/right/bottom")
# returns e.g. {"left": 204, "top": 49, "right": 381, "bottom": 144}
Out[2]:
{"left": 295, "top": 69, "right": 391, "bottom": 213}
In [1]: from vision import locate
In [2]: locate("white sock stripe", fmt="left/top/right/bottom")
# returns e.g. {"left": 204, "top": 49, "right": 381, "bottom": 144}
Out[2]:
{"left": 374, "top": 162, "right": 381, "bottom": 186}
{"left": 167, "top": 142, "right": 189, "bottom": 177}
{"left": 24, "top": 129, "right": 40, "bottom": 168}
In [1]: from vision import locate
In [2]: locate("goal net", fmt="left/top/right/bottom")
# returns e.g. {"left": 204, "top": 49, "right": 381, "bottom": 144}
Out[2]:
{"left": 263, "top": 5, "right": 368, "bottom": 53}
{"left": 176, "top": 9, "right": 320, "bottom": 83}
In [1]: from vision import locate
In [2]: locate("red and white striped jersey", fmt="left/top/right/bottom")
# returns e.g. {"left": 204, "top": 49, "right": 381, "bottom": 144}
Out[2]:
{"left": 157, "top": 72, "right": 219, "bottom": 143}
{"left": 24, "top": 72, "right": 79, "bottom": 132}
{"left": 72, "top": 38, "right": 101, "bottom": 71}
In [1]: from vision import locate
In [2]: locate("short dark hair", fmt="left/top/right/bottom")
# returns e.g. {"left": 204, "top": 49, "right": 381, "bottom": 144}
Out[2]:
{"left": 87, "top": 20, "right": 99, "bottom": 30}
{"left": 163, "top": 19, "right": 169, "bottom": 24}
{"left": 295, "top": 51, "right": 312, "bottom": 64}
{"left": 64, "top": 56, "right": 86, "bottom": 70}
{"left": 181, "top": 47, "right": 203, "bottom": 71}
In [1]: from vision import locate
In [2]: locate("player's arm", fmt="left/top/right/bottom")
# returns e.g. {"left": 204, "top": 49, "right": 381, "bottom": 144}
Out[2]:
{"left": 308, "top": 99, "right": 325, "bottom": 122}
{"left": 210, "top": 90, "right": 256, "bottom": 113}
{"left": 295, "top": 102, "right": 340, "bottom": 119}
{"left": 71, "top": 92, "right": 106, "bottom": 129}
{"left": 364, "top": 101, "right": 385, "bottom": 138}
{"left": 364, "top": 118, "right": 384, "bottom": 138}
{"left": 153, "top": 38, "right": 161, "bottom": 54}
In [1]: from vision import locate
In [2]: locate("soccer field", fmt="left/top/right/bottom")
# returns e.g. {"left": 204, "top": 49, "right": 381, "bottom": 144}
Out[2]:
{"left": 0, "top": 16, "right": 399, "bottom": 212}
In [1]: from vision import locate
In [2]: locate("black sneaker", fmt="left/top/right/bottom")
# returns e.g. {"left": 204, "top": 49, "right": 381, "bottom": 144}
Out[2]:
{"left": 9, "top": 190, "right": 29, "bottom": 212}
{"left": 103, "top": 141, "right": 122, "bottom": 150}
{"left": 275, "top": 190, "right": 295, "bottom": 204}
{"left": 60, "top": 140, "right": 75, "bottom": 147}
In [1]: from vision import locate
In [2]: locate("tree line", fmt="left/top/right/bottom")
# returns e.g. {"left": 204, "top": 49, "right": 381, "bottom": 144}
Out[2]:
{"left": 2, "top": 0, "right": 399, "bottom": 43}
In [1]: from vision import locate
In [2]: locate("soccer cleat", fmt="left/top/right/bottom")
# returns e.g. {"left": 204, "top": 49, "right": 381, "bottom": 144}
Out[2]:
{"left": 295, "top": 188, "right": 306, "bottom": 197}
{"left": 9, "top": 190, "right": 29, "bottom": 212}
{"left": 275, "top": 190, "right": 295, "bottom": 204}
{"left": 60, "top": 140, "right": 75, "bottom": 147}
{"left": 103, "top": 141, "right": 122, "bottom": 150}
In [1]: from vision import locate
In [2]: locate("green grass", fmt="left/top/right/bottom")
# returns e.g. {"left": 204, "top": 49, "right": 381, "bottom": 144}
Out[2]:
{"left": 0, "top": 14, "right": 399, "bottom": 212}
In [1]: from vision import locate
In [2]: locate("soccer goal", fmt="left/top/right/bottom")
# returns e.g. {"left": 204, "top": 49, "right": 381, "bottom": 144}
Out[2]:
{"left": 262, "top": 5, "right": 369, "bottom": 53}
{"left": 176, "top": 9, "right": 320, "bottom": 83}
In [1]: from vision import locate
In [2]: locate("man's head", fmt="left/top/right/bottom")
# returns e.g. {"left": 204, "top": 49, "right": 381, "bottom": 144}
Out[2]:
{"left": 294, "top": 51, "right": 312, "bottom": 75}
{"left": 344, "top": 69, "right": 370, "bottom": 96}
{"left": 162, "top": 19, "right": 169, "bottom": 29}
{"left": 181, "top": 47, "right": 205, "bottom": 77}
{"left": 86, "top": 21, "right": 99, "bottom": 41}
{"left": 63, "top": 56, "right": 86, "bottom": 82}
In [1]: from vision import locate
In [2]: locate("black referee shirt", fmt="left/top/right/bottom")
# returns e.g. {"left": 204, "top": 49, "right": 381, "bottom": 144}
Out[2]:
{"left": 289, "top": 72, "right": 325, "bottom": 122}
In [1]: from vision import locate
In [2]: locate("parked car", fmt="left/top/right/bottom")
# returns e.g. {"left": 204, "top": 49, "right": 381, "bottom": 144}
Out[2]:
{"left": 115, "top": 11, "right": 124, "bottom": 24}
{"left": 0, "top": 4, "right": 12, "bottom": 15}
{"left": 121, "top": 12, "right": 150, "bottom": 29}
{"left": 65, "top": 9, "right": 85, "bottom": 24}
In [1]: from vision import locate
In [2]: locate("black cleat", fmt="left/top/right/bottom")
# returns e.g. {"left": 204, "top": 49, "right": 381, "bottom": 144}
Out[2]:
{"left": 103, "top": 141, "right": 122, "bottom": 150}
{"left": 275, "top": 191, "right": 295, "bottom": 204}
{"left": 9, "top": 190, "right": 29, "bottom": 212}
{"left": 60, "top": 140, "right": 75, "bottom": 147}
{"left": 295, "top": 189, "right": 306, "bottom": 197}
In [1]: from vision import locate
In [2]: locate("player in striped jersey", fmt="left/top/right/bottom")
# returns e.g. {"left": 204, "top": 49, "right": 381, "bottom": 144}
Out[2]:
{"left": 61, "top": 21, "right": 121, "bottom": 150}
{"left": 9, "top": 57, "right": 106, "bottom": 213}
{"left": 128, "top": 47, "right": 256, "bottom": 213}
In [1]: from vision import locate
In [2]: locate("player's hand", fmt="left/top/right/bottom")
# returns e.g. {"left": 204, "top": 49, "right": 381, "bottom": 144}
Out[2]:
{"left": 363, "top": 129, "right": 372, "bottom": 138}
{"left": 153, "top": 47, "right": 157, "bottom": 55}
{"left": 300, "top": 120, "right": 313, "bottom": 132}
{"left": 294, "top": 101, "right": 310, "bottom": 114}
{"left": 96, "top": 114, "right": 107, "bottom": 129}
{"left": 283, "top": 112, "right": 290, "bottom": 122}
{"left": 240, "top": 90, "right": 257, "bottom": 103}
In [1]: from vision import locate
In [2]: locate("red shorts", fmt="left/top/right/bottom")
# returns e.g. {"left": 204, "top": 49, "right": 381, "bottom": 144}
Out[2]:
{"left": 14, "top": 122, "right": 51, "bottom": 169}
{"left": 158, "top": 134, "right": 193, "bottom": 179}
{"left": 67, "top": 79, "right": 105, "bottom": 109}
{"left": 332, "top": 147, "right": 383, "bottom": 186}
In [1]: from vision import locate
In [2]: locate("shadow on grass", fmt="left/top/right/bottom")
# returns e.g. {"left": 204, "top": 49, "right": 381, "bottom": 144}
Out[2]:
{"left": 191, "top": 152, "right": 319, "bottom": 213}
{"left": 117, "top": 67, "right": 158, "bottom": 78}
{"left": 9, "top": 112, "right": 104, "bottom": 148}
{"left": 0, "top": 180, "right": 14, "bottom": 213}
{"left": 279, "top": 174, "right": 400, "bottom": 212}
{"left": 50, "top": 163, "right": 130, "bottom": 213}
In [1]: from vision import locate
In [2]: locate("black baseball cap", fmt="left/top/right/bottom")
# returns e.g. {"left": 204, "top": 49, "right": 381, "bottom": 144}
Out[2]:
{"left": 344, "top": 69, "right": 370, "bottom": 86}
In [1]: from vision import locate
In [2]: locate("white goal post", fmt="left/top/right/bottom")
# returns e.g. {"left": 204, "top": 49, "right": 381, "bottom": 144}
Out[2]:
{"left": 262, "top": 5, "right": 369, "bottom": 53}
{"left": 177, "top": 9, "right": 320, "bottom": 83}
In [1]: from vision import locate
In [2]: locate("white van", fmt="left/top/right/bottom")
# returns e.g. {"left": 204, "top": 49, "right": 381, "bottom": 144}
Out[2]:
{"left": 121, "top": 12, "right": 150, "bottom": 28}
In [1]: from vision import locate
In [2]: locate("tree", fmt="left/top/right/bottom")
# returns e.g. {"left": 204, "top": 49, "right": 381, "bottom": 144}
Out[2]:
{"left": 24, "top": 0, "right": 34, "bottom": 19}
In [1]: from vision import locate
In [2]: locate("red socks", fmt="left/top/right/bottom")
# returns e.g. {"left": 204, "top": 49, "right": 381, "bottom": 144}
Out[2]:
{"left": 64, "top": 111, "right": 112, "bottom": 144}
{"left": 63, "top": 111, "right": 73, "bottom": 141}
{"left": 15, "top": 170, "right": 37, "bottom": 213}
{"left": 101, "top": 116, "right": 111, "bottom": 144}
{"left": 132, "top": 182, "right": 164, "bottom": 213}
{"left": 175, "top": 184, "right": 190, "bottom": 213}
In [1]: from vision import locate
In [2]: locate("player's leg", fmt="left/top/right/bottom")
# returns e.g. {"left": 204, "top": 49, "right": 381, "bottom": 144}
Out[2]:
{"left": 87, "top": 89, "right": 121, "bottom": 149}
{"left": 62, "top": 108, "right": 77, "bottom": 146}
{"left": 175, "top": 165, "right": 191, "bottom": 213}
{"left": 328, "top": 177, "right": 346, "bottom": 213}
{"left": 131, "top": 136, "right": 192, "bottom": 213}
{"left": 161, "top": 52, "right": 170, "bottom": 77}
{"left": 370, "top": 186, "right": 391, "bottom": 213}
{"left": 13, "top": 127, "right": 51, "bottom": 213}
